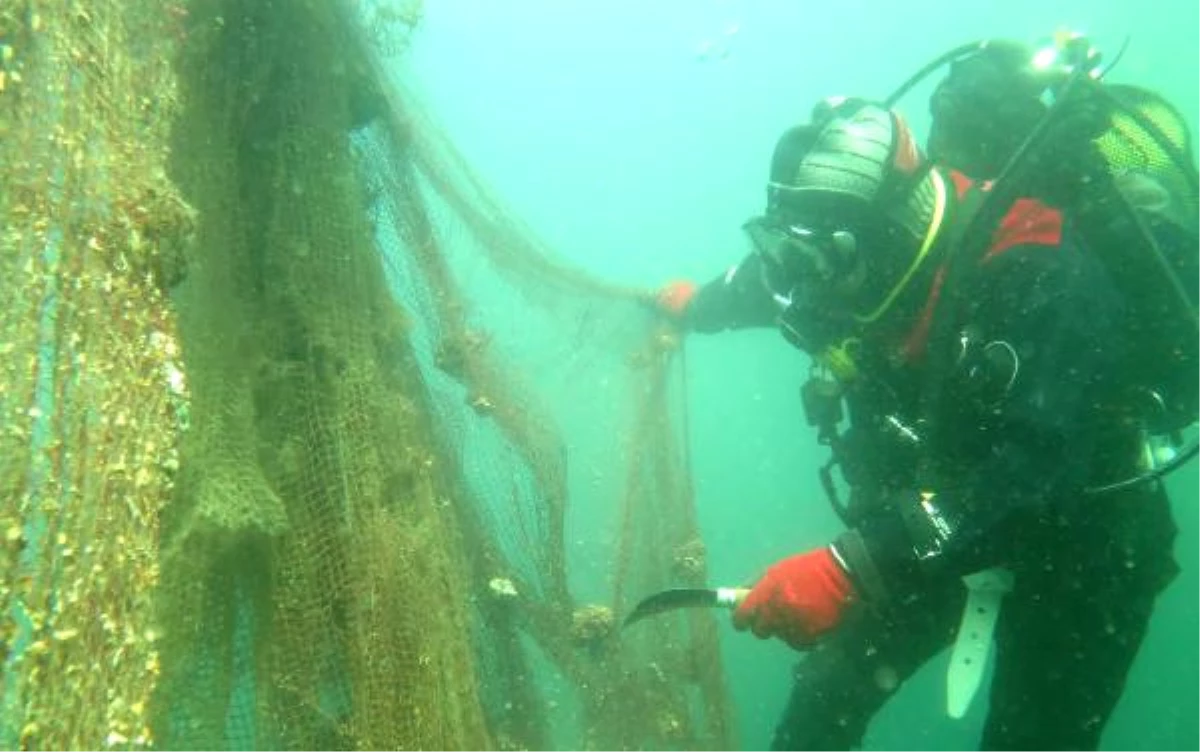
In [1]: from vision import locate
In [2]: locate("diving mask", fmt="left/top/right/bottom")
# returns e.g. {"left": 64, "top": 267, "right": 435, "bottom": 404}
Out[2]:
{"left": 742, "top": 215, "right": 867, "bottom": 354}
{"left": 742, "top": 215, "right": 863, "bottom": 302}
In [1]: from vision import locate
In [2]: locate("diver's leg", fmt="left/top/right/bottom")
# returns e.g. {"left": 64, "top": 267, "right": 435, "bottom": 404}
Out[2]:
{"left": 981, "top": 493, "right": 1179, "bottom": 750}
{"left": 771, "top": 583, "right": 963, "bottom": 751}
{"left": 980, "top": 572, "right": 1161, "bottom": 750}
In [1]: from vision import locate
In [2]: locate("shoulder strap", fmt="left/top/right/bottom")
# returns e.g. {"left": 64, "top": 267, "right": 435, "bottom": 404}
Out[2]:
{"left": 915, "top": 184, "right": 989, "bottom": 443}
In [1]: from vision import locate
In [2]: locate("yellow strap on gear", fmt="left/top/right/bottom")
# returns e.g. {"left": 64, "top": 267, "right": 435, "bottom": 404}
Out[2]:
{"left": 855, "top": 167, "right": 949, "bottom": 325}
{"left": 813, "top": 165, "right": 951, "bottom": 383}
{"left": 818, "top": 338, "right": 862, "bottom": 382}
{"left": 817, "top": 169, "right": 948, "bottom": 383}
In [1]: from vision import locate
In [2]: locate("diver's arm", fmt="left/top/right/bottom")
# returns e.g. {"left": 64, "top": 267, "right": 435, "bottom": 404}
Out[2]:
{"left": 684, "top": 253, "right": 781, "bottom": 333}
{"left": 833, "top": 240, "right": 1125, "bottom": 602}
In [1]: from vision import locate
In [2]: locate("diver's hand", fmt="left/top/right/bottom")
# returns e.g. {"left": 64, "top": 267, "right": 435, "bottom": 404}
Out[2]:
{"left": 652, "top": 279, "right": 698, "bottom": 320}
{"left": 733, "top": 547, "right": 855, "bottom": 650}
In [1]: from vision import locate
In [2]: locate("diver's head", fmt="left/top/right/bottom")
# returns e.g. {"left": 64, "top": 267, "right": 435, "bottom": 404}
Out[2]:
{"left": 747, "top": 100, "right": 943, "bottom": 355}
{"left": 925, "top": 36, "right": 1113, "bottom": 179}
{"left": 927, "top": 40, "right": 1051, "bottom": 178}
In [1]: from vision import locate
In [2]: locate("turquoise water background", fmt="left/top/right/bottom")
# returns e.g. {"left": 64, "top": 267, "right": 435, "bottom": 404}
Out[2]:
{"left": 400, "top": 2, "right": 1199, "bottom": 748}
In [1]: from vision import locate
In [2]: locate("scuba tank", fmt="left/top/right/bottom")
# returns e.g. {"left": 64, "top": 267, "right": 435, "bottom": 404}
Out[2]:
{"left": 885, "top": 32, "right": 1199, "bottom": 494}
{"left": 876, "top": 38, "right": 1197, "bottom": 720}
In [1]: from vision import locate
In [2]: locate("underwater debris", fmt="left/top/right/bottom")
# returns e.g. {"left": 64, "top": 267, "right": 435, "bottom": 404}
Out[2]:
{"left": 488, "top": 577, "right": 518, "bottom": 600}
{"left": 434, "top": 328, "right": 490, "bottom": 379}
{"left": 110, "top": 182, "right": 196, "bottom": 293}
{"left": 494, "top": 732, "right": 528, "bottom": 751}
{"left": 570, "top": 604, "right": 615, "bottom": 647}
{"left": 874, "top": 664, "right": 900, "bottom": 693}
{"left": 671, "top": 537, "right": 707, "bottom": 584}
{"left": 628, "top": 327, "right": 681, "bottom": 369}
{"left": 656, "top": 710, "right": 685, "bottom": 741}
{"left": 654, "top": 330, "right": 680, "bottom": 353}
{"left": 467, "top": 393, "right": 495, "bottom": 416}
{"left": 694, "top": 19, "right": 740, "bottom": 62}
{"left": 364, "top": 0, "right": 423, "bottom": 57}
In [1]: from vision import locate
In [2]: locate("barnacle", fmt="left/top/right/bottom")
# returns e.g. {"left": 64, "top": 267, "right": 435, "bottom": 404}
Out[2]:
{"left": 570, "top": 605, "right": 615, "bottom": 646}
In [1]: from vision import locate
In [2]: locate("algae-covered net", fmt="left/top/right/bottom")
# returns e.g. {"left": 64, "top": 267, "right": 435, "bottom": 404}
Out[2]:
{"left": 0, "top": 0, "right": 733, "bottom": 749}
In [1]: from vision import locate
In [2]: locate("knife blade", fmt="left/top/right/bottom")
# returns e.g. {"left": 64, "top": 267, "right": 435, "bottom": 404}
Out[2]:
{"left": 622, "top": 586, "right": 749, "bottom": 629}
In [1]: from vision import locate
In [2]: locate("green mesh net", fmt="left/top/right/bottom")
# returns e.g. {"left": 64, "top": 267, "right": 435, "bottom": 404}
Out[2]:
{"left": 0, "top": 0, "right": 733, "bottom": 749}
{"left": 1098, "top": 83, "right": 1200, "bottom": 232}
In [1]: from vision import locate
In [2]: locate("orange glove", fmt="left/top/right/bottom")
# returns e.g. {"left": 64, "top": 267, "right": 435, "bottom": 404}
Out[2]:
{"left": 733, "top": 547, "right": 855, "bottom": 650}
{"left": 654, "top": 280, "right": 698, "bottom": 319}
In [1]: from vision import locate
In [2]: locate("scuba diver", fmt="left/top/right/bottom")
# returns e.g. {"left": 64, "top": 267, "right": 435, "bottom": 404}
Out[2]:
{"left": 651, "top": 34, "right": 1198, "bottom": 751}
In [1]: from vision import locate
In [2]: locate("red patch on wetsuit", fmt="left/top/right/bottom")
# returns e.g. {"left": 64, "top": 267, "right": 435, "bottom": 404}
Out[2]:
{"left": 897, "top": 178, "right": 1064, "bottom": 362}
{"left": 985, "top": 199, "right": 1063, "bottom": 258}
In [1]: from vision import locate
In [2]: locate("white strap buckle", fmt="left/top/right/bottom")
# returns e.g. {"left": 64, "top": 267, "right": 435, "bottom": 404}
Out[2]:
{"left": 946, "top": 567, "right": 1014, "bottom": 719}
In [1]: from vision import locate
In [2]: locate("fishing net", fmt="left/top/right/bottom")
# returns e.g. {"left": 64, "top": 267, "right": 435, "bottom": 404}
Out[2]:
{"left": 1, "top": 1, "right": 186, "bottom": 747}
{"left": 1098, "top": 83, "right": 1199, "bottom": 230}
{"left": 0, "top": 0, "right": 733, "bottom": 749}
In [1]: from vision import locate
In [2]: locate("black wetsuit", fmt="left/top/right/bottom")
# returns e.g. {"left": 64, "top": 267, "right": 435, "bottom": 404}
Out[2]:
{"left": 685, "top": 192, "right": 1180, "bottom": 750}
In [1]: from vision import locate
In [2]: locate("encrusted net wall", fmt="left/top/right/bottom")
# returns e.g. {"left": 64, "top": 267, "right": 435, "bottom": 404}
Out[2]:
{"left": 0, "top": 1, "right": 187, "bottom": 748}
{"left": 1, "top": 0, "right": 733, "bottom": 749}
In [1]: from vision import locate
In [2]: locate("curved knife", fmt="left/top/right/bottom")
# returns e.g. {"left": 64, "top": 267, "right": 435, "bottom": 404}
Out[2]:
{"left": 623, "top": 587, "right": 750, "bottom": 629}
